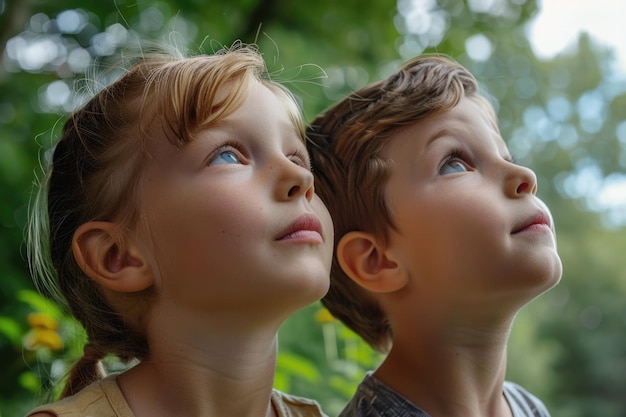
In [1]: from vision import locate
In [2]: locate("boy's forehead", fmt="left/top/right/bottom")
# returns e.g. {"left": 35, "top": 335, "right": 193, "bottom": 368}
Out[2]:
{"left": 382, "top": 96, "right": 508, "bottom": 155}
{"left": 469, "top": 95, "right": 499, "bottom": 127}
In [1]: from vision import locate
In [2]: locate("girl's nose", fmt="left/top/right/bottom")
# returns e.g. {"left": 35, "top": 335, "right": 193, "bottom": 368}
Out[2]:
{"left": 275, "top": 158, "right": 314, "bottom": 202}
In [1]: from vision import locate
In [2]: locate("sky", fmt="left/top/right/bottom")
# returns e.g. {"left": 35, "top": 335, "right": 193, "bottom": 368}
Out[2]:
{"left": 528, "top": 0, "right": 626, "bottom": 74}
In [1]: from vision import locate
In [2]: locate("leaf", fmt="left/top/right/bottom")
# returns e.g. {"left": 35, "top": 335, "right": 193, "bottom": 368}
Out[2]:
{"left": 276, "top": 352, "right": 320, "bottom": 383}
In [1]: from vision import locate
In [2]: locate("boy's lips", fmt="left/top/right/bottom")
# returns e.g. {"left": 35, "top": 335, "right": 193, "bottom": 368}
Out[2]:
{"left": 511, "top": 210, "right": 551, "bottom": 234}
{"left": 276, "top": 213, "right": 324, "bottom": 243}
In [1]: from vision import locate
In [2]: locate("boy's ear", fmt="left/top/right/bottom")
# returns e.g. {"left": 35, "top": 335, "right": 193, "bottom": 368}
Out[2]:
{"left": 71, "top": 221, "right": 153, "bottom": 293}
{"left": 337, "top": 231, "right": 408, "bottom": 293}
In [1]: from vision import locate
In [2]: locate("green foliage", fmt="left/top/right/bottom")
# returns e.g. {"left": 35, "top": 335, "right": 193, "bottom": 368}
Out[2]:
{"left": 1, "top": 1, "right": 626, "bottom": 416}
{"left": 0, "top": 289, "right": 85, "bottom": 416}
{"left": 277, "top": 304, "right": 382, "bottom": 416}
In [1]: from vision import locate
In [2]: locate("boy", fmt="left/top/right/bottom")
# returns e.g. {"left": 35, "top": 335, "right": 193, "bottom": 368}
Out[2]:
{"left": 307, "top": 55, "right": 562, "bottom": 416}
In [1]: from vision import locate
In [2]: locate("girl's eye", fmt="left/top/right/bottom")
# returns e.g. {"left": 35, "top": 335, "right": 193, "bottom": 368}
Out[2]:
{"left": 209, "top": 150, "right": 241, "bottom": 166}
{"left": 207, "top": 142, "right": 247, "bottom": 166}
{"left": 289, "top": 149, "right": 312, "bottom": 171}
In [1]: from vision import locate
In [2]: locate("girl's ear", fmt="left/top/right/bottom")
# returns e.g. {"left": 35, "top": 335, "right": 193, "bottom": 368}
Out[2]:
{"left": 337, "top": 231, "right": 408, "bottom": 293}
{"left": 72, "top": 221, "right": 153, "bottom": 293}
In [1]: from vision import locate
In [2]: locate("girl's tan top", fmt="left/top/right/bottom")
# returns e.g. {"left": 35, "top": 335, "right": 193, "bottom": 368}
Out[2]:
{"left": 27, "top": 375, "right": 328, "bottom": 417}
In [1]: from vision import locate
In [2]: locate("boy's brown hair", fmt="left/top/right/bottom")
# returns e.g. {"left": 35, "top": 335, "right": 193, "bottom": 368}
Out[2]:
{"left": 307, "top": 55, "right": 492, "bottom": 352}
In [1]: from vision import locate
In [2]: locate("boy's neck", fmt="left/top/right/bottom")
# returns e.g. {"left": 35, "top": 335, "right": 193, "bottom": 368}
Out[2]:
{"left": 375, "top": 320, "right": 513, "bottom": 417}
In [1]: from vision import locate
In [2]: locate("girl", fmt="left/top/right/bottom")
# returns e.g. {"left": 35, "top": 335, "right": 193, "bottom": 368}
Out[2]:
{"left": 27, "top": 43, "right": 333, "bottom": 417}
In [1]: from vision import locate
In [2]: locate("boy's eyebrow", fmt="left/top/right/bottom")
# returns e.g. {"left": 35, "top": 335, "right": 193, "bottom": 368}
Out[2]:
{"left": 423, "top": 128, "right": 514, "bottom": 161}
{"left": 423, "top": 127, "right": 456, "bottom": 148}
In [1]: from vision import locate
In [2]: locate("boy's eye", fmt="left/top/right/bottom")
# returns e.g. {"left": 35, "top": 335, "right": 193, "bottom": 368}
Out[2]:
{"left": 210, "top": 150, "right": 241, "bottom": 166}
{"left": 440, "top": 159, "right": 468, "bottom": 175}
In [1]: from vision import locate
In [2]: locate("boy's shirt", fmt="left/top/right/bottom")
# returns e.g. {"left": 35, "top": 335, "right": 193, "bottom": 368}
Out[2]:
{"left": 339, "top": 372, "right": 550, "bottom": 417}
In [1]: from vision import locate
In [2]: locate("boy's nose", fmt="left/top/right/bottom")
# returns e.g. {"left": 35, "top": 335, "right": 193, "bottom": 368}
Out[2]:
{"left": 507, "top": 164, "right": 538, "bottom": 198}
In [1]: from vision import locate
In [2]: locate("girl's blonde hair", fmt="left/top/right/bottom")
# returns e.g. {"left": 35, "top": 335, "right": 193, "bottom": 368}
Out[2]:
{"left": 27, "top": 43, "right": 304, "bottom": 398}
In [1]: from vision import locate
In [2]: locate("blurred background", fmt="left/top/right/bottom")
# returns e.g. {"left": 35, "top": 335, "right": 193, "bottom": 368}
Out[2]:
{"left": 1, "top": 0, "right": 625, "bottom": 415}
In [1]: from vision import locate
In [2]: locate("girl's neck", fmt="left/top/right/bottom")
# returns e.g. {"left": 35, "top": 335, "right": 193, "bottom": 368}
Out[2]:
{"left": 118, "top": 321, "right": 281, "bottom": 417}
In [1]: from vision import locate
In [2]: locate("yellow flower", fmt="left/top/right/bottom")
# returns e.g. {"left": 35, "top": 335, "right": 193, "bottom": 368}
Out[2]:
{"left": 27, "top": 313, "right": 59, "bottom": 331}
{"left": 315, "top": 308, "right": 336, "bottom": 324}
{"left": 24, "top": 328, "right": 63, "bottom": 350}
{"left": 24, "top": 312, "right": 63, "bottom": 350}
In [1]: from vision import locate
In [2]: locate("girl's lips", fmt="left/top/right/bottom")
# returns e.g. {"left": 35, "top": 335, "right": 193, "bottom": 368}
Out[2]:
{"left": 276, "top": 213, "right": 324, "bottom": 243}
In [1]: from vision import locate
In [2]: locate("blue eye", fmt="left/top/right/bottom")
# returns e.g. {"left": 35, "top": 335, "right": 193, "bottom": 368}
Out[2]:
{"left": 440, "top": 159, "right": 468, "bottom": 175}
{"left": 439, "top": 149, "right": 470, "bottom": 175}
{"left": 210, "top": 150, "right": 241, "bottom": 166}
